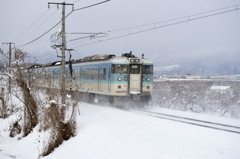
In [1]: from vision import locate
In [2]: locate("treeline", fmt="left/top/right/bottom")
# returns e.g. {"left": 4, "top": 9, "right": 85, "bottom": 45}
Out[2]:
{"left": 152, "top": 80, "right": 240, "bottom": 118}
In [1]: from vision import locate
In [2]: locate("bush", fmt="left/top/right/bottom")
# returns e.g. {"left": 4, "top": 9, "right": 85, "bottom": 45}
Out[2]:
{"left": 40, "top": 101, "right": 77, "bottom": 156}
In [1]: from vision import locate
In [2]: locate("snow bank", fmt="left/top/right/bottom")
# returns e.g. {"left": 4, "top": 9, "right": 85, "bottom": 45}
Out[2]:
{"left": 1, "top": 103, "right": 240, "bottom": 159}
{"left": 44, "top": 104, "right": 240, "bottom": 159}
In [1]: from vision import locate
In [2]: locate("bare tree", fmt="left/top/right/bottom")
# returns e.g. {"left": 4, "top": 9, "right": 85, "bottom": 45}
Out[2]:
{"left": 153, "top": 80, "right": 240, "bottom": 118}
{"left": 1, "top": 47, "right": 78, "bottom": 156}
{"left": 11, "top": 49, "right": 38, "bottom": 136}
{"left": 0, "top": 48, "right": 9, "bottom": 118}
{"left": 0, "top": 87, "right": 7, "bottom": 118}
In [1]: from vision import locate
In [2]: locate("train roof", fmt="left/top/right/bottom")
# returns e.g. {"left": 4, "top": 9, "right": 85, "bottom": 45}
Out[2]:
{"left": 73, "top": 52, "right": 153, "bottom": 65}
{"left": 28, "top": 52, "right": 153, "bottom": 69}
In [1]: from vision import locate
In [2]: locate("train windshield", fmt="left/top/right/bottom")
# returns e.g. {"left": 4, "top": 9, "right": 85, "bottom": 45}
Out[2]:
{"left": 143, "top": 65, "right": 153, "bottom": 74}
{"left": 112, "top": 64, "right": 128, "bottom": 74}
{"left": 129, "top": 65, "right": 140, "bottom": 74}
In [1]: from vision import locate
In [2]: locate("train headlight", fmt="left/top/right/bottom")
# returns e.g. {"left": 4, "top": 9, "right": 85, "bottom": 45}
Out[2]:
{"left": 146, "top": 78, "right": 151, "bottom": 82}
{"left": 130, "top": 59, "right": 140, "bottom": 63}
{"left": 118, "top": 77, "right": 122, "bottom": 81}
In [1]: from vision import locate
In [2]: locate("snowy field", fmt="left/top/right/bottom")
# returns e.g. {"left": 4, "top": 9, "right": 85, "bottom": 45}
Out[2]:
{"left": 1, "top": 103, "right": 240, "bottom": 159}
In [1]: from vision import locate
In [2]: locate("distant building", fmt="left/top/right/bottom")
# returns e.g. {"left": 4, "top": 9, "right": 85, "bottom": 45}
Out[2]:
{"left": 185, "top": 75, "right": 201, "bottom": 79}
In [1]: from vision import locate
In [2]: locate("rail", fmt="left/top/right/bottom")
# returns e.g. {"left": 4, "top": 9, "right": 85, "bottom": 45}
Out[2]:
{"left": 133, "top": 110, "right": 240, "bottom": 135}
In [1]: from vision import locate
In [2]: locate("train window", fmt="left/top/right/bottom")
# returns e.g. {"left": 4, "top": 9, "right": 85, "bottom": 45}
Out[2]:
{"left": 94, "top": 68, "right": 98, "bottom": 80}
{"left": 45, "top": 70, "right": 50, "bottom": 79}
{"left": 99, "top": 68, "right": 103, "bottom": 79}
{"left": 91, "top": 68, "right": 94, "bottom": 80}
{"left": 87, "top": 68, "right": 90, "bottom": 79}
{"left": 37, "top": 71, "right": 41, "bottom": 79}
{"left": 81, "top": 68, "right": 85, "bottom": 80}
{"left": 79, "top": 68, "right": 81, "bottom": 80}
{"left": 66, "top": 70, "right": 69, "bottom": 80}
{"left": 143, "top": 65, "right": 153, "bottom": 74}
{"left": 41, "top": 70, "right": 45, "bottom": 79}
{"left": 76, "top": 69, "right": 80, "bottom": 80}
{"left": 44, "top": 71, "right": 47, "bottom": 79}
{"left": 112, "top": 64, "right": 128, "bottom": 74}
{"left": 72, "top": 69, "right": 77, "bottom": 80}
{"left": 84, "top": 69, "right": 87, "bottom": 79}
{"left": 54, "top": 70, "right": 59, "bottom": 79}
{"left": 103, "top": 68, "right": 106, "bottom": 80}
{"left": 130, "top": 65, "right": 140, "bottom": 74}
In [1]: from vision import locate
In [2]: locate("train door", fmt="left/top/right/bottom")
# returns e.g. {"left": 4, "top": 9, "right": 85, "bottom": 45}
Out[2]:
{"left": 129, "top": 64, "right": 142, "bottom": 94}
{"left": 98, "top": 66, "right": 106, "bottom": 91}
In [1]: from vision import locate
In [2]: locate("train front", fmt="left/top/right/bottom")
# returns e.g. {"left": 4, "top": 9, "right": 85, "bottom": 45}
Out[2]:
{"left": 111, "top": 53, "right": 153, "bottom": 105}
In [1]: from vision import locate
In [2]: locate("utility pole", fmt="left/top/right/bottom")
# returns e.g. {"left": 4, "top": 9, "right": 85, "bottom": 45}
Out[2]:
{"left": 48, "top": 2, "right": 74, "bottom": 104}
{"left": 2, "top": 42, "right": 15, "bottom": 93}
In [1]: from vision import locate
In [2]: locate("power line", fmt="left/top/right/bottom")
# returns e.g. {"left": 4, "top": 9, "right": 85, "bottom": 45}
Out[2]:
{"left": 15, "top": 8, "right": 50, "bottom": 42}
{"left": 71, "top": 4, "right": 240, "bottom": 48}
{"left": 17, "top": 9, "right": 59, "bottom": 44}
{"left": 31, "top": 40, "right": 51, "bottom": 55}
{"left": 18, "top": 0, "right": 110, "bottom": 47}
{"left": 108, "top": 4, "right": 240, "bottom": 33}
{"left": 74, "top": 0, "right": 110, "bottom": 11}
{"left": 72, "top": 0, "right": 81, "bottom": 4}
{"left": 19, "top": 10, "right": 74, "bottom": 47}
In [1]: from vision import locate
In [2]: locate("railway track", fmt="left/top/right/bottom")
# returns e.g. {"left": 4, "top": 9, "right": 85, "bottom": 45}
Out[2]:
{"left": 134, "top": 110, "right": 240, "bottom": 135}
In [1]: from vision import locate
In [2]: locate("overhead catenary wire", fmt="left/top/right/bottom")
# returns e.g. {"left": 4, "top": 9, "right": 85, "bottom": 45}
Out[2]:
{"left": 17, "top": 2, "right": 238, "bottom": 54}
{"left": 67, "top": 32, "right": 107, "bottom": 42}
{"left": 107, "top": 4, "right": 240, "bottom": 33}
{"left": 71, "top": 4, "right": 240, "bottom": 48}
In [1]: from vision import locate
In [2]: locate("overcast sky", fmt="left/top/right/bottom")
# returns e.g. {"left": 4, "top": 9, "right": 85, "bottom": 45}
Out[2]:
{"left": 1, "top": 0, "right": 240, "bottom": 66}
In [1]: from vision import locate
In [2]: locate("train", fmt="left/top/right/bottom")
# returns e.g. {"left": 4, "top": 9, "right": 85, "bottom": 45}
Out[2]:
{"left": 24, "top": 51, "right": 153, "bottom": 106}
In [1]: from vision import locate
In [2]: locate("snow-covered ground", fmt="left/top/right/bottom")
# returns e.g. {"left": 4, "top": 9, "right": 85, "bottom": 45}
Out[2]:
{"left": 1, "top": 103, "right": 240, "bottom": 159}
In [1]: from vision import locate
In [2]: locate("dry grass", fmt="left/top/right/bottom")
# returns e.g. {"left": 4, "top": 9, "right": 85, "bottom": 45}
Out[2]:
{"left": 15, "top": 70, "right": 38, "bottom": 136}
{"left": 40, "top": 101, "right": 77, "bottom": 156}
{"left": 1, "top": 48, "right": 78, "bottom": 156}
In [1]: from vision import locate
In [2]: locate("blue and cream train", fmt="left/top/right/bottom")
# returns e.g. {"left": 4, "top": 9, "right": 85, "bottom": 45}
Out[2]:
{"left": 26, "top": 52, "right": 153, "bottom": 105}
